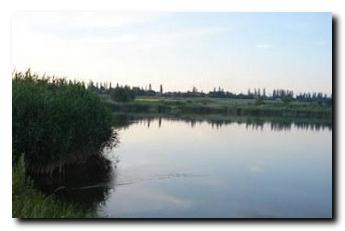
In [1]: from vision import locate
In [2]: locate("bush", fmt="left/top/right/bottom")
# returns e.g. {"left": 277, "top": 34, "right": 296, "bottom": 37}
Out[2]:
{"left": 109, "top": 86, "right": 135, "bottom": 102}
{"left": 282, "top": 96, "right": 293, "bottom": 104}
{"left": 12, "top": 70, "right": 115, "bottom": 173}
{"left": 254, "top": 97, "right": 264, "bottom": 105}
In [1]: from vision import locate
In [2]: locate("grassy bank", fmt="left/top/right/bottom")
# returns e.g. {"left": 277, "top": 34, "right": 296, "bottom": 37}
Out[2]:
{"left": 106, "top": 96, "right": 332, "bottom": 120}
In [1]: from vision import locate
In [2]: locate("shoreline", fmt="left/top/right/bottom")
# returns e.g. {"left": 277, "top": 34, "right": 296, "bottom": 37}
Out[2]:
{"left": 106, "top": 96, "right": 332, "bottom": 121}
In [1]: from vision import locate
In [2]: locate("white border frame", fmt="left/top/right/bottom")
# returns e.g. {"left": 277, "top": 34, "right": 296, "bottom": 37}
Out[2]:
{"left": 0, "top": 1, "right": 342, "bottom": 230}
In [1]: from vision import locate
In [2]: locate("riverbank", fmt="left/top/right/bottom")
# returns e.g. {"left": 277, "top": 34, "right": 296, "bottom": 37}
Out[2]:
{"left": 106, "top": 96, "right": 332, "bottom": 120}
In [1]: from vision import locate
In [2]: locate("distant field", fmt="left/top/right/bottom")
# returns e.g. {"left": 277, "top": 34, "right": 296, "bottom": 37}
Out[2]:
{"left": 135, "top": 96, "right": 256, "bottom": 106}
{"left": 106, "top": 95, "right": 332, "bottom": 120}
{"left": 134, "top": 96, "right": 313, "bottom": 107}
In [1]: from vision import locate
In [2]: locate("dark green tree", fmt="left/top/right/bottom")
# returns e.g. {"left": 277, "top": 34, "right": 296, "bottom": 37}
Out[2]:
{"left": 109, "top": 86, "right": 135, "bottom": 102}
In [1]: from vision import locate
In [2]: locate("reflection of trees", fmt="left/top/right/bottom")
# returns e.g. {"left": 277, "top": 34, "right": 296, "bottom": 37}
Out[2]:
{"left": 147, "top": 118, "right": 151, "bottom": 128}
{"left": 158, "top": 117, "right": 162, "bottom": 128}
{"left": 112, "top": 114, "right": 134, "bottom": 130}
{"left": 191, "top": 120, "right": 196, "bottom": 128}
{"left": 41, "top": 114, "right": 328, "bottom": 211}
{"left": 112, "top": 114, "right": 332, "bottom": 132}
{"left": 30, "top": 154, "right": 115, "bottom": 211}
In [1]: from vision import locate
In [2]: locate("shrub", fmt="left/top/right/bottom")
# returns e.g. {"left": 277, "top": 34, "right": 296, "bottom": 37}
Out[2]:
{"left": 254, "top": 97, "right": 264, "bottom": 105}
{"left": 282, "top": 96, "right": 293, "bottom": 104}
{"left": 12, "top": 70, "right": 115, "bottom": 173}
{"left": 109, "top": 86, "right": 135, "bottom": 102}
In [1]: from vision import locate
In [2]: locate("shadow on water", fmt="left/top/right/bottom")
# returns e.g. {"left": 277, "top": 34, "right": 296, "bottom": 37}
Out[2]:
{"left": 29, "top": 152, "right": 117, "bottom": 211}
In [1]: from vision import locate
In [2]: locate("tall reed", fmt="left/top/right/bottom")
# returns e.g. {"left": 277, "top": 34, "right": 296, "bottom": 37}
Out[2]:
{"left": 12, "top": 70, "right": 115, "bottom": 173}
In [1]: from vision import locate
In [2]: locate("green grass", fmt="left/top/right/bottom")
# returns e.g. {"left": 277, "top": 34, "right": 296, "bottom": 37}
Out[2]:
{"left": 135, "top": 96, "right": 255, "bottom": 106}
{"left": 107, "top": 96, "right": 332, "bottom": 120}
{"left": 12, "top": 157, "right": 95, "bottom": 218}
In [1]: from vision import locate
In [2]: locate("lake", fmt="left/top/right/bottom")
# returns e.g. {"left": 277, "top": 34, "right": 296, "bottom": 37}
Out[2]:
{"left": 95, "top": 116, "right": 332, "bottom": 218}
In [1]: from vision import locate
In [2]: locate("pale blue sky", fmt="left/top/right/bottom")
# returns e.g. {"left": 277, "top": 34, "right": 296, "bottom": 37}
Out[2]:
{"left": 12, "top": 12, "right": 332, "bottom": 95}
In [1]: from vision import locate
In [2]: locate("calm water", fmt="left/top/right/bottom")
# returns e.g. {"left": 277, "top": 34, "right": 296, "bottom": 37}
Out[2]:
{"left": 96, "top": 117, "right": 332, "bottom": 218}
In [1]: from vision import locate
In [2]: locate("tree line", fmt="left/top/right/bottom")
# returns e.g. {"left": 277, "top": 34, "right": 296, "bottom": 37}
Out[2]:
{"left": 81, "top": 81, "right": 332, "bottom": 105}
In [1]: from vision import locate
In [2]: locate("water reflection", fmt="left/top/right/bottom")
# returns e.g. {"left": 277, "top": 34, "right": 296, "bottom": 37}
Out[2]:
{"left": 113, "top": 113, "right": 332, "bottom": 131}
{"left": 30, "top": 114, "right": 332, "bottom": 217}
{"left": 100, "top": 114, "right": 332, "bottom": 218}
{"left": 30, "top": 154, "right": 116, "bottom": 210}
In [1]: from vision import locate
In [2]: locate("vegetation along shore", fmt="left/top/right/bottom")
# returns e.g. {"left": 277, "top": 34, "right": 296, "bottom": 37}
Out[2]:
{"left": 12, "top": 70, "right": 115, "bottom": 218}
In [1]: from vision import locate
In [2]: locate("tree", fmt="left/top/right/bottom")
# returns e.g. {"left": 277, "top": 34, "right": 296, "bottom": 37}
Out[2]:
{"left": 110, "top": 86, "right": 135, "bottom": 102}
{"left": 192, "top": 86, "right": 198, "bottom": 93}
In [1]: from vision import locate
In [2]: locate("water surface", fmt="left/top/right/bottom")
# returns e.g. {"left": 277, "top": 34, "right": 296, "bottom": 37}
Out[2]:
{"left": 98, "top": 117, "right": 332, "bottom": 218}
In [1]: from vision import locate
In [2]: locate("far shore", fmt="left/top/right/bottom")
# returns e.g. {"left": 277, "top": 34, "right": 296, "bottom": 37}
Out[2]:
{"left": 104, "top": 95, "right": 332, "bottom": 121}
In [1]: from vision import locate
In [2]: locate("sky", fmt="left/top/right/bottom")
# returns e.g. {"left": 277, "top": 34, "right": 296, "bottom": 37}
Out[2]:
{"left": 12, "top": 12, "right": 332, "bottom": 95}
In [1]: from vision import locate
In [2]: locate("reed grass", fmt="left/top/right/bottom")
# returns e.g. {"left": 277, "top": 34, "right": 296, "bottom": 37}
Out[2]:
{"left": 12, "top": 70, "right": 115, "bottom": 173}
